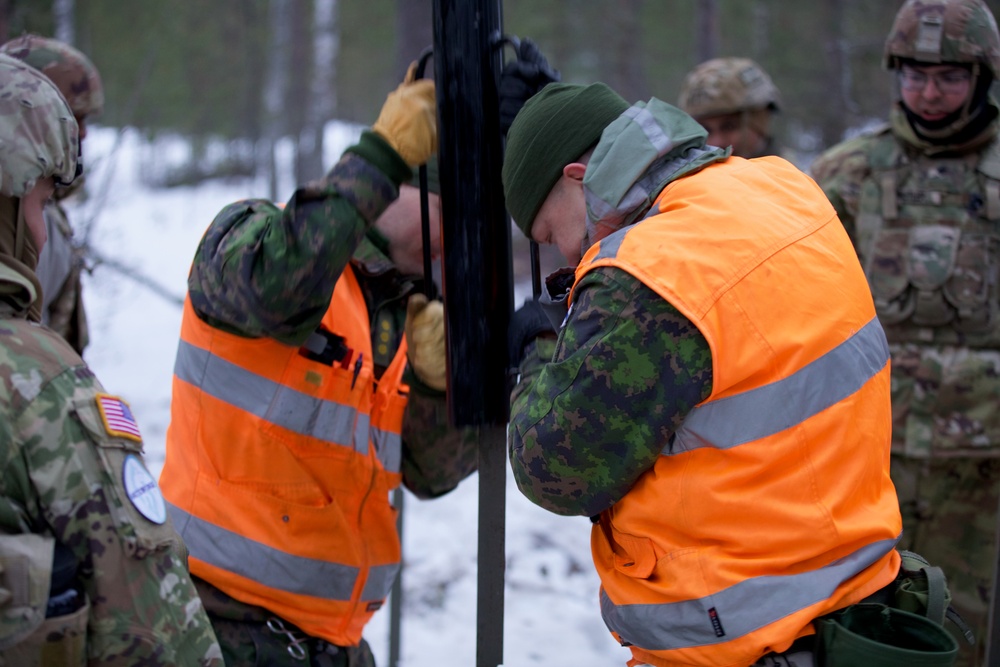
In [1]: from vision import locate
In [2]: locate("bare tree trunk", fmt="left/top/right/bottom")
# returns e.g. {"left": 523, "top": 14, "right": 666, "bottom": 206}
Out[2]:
{"left": 606, "top": 0, "right": 647, "bottom": 101}
{"left": 261, "top": 0, "right": 292, "bottom": 200}
{"left": 751, "top": 0, "right": 769, "bottom": 59}
{"left": 287, "top": 0, "right": 310, "bottom": 184}
{"left": 696, "top": 0, "right": 719, "bottom": 64}
{"left": 822, "top": 0, "right": 852, "bottom": 146}
{"left": 53, "top": 0, "right": 75, "bottom": 43}
{"left": 396, "top": 0, "right": 431, "bottom": 78}
{"left": 298, "top": 0, "right": 338, "bottom": 181}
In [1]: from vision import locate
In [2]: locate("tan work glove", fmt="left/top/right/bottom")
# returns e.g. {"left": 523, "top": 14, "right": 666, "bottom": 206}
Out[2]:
{"left": 372, "top": 62, "right": 438, "bottom": 167}
{"left": 404, "top": 293, "right": 447, "bottom": 391}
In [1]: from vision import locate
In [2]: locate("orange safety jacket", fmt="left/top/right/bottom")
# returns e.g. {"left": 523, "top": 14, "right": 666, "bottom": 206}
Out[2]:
{"left": 575, "top": 156, "right": 902, "bottom": 667}
{"left": 159, "top": 265, "right": 410, "bottom": 646}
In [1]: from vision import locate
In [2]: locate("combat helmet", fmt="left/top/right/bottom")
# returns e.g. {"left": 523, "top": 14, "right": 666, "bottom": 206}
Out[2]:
{"left": 0, "top": 53, "right": 79, "bottom": 198}
{"left": 883, "top": 0, "right": 1000, "bottom": 77}
{"left": 0, "top": 34, "right": 104, "bottom": 119}
{"left": 677, "top": 57, "right": 781, "bottom": 119}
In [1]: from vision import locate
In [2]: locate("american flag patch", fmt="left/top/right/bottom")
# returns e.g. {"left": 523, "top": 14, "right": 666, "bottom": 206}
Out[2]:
{"left": 95, "top": 394, "right": 143, "bottom": 442}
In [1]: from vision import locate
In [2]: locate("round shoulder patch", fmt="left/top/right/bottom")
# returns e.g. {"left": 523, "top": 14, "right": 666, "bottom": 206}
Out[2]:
{"left": 122, "top": 454, "right": 167, "bottom": 524}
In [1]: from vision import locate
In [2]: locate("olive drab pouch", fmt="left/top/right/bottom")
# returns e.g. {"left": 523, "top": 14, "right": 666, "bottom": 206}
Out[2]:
{"left": 908, "top": 226, "right": 960, "bottom": 327}
{"left": 0, "top": 534, "right": 53, "bottom": 650}
{"left": 866, "top": 228, "right": 915, "bottom": 324}
{"left": 944, "top": 232, "right": 997, "bottom": 333}
{"left": 816, "top": 604, "right": 958, "bottom": 667}
{"left": 815, "top": 551, "right": 972, "bottom": 666}
{"left": 2, "top": 597, "right": 89, "bottom": 667}
{"left": 892, "top": 551, "right": 975, "bottom": 645}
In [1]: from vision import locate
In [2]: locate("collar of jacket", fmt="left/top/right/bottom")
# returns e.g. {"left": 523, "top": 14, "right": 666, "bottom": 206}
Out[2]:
{"left": 891, "top": 99, "right": 1000, "bottom": 157}
{"left": 583, "top": 98, "right": 731, "bottom": 247}
{"left": 0, "top": 260, "right": 38, "bottom": 319}
{"left": 350, "top": 230, "right": 425, "bottom": 303}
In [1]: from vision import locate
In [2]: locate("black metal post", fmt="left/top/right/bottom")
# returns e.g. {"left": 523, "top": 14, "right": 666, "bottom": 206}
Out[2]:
{"left": 432, "top": 1, "right": 510, "bottom": 665}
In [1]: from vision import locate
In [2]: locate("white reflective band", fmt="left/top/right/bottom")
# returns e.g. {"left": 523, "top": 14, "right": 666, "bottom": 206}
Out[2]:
{"left": 175, "top": 340, "right": 368, "bottom": 453}
{"left": 168, "top": 503, "right": 360, "bottom": 600}
{"left": 670, "top": 317, "right": 889, "bottom": 453}
{"left": 372, "top": 429, "right": 402, "bottom": 473}
{"left": 361, "top": 562, "right": 402, "bottom": 601}
{"left": 601, "top": 535, "right": 899, "bottom": 650}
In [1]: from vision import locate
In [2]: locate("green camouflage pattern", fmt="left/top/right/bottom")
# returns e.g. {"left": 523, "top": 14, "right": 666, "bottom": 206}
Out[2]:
{"left": 0, "top": 268, "right": 221, "bottom": 665}
{"left": 677, "top": 57, "right": 781, "bottom": 118}
{"left": 36, "top": 200, "right": 88, "bottom": 355}
{"left": 811, "top": 78, "right": 1000, "bottom": 667}
{"left": 883, "top": 0, "right": 1000, "bottom": 76}
{"left": 193, "top": 578, "right": 375, "bottom": 667}
{"left": 0, "top": 54, "right": 78, "bottom": 198}
{"left": 892, "top": 456, "right": 1000, "bottom": 666}
{"left": 509, "top": 267, "right": 712, "bottom": 516}
{"left": 0, "top": 34, "right": 104, "bottom": 118}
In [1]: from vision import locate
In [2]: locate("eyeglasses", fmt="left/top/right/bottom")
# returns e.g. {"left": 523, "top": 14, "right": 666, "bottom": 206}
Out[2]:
{"left": 898, "top": 68, "right": 972, "bottom": 94}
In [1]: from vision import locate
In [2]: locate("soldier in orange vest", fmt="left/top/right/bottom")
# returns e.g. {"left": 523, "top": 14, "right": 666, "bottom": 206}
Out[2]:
{"left": 158, "top": 66, "right": 478, "bottom": 666}
{"left": 502, "top": 82, "right": 904, "bottom": 666}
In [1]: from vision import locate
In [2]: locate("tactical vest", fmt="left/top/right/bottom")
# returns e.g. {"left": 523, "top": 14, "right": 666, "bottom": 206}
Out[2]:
{"left": 576, "top": 156, "right": 902, "bottom": 667}
{"left": 853, "top": 128, "right": 1000, "bottom": 456}
{"left": 160, "top": 265, "right": 410, "bottom": 647}
{"left": 855, "top": 128, "right": 1000, "bottom": 348}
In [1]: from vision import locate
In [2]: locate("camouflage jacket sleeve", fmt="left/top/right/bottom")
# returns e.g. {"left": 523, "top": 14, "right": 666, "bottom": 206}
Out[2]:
{"left": 399, "top": 369, "right": 480, "bottom": 499}
{"left": 508, "top": 266, "right": 713, "bottom": 517}
{"left": 188, "top": 131, "right": 412, "bottom": 346}
{"left": 1, "top": 323, "right": 222, "bottom": 665}
{"left": 809, "top": 136, "right": 874, "bottom": 248}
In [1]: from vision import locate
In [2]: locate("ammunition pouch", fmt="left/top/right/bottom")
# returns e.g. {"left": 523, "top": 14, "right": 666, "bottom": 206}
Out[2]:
{"left": 0, "top": 534, "right": 54, "bottom": 650}
{"left": 814, "top": 550, "right": 967, "bottom": 667}
{"left": 816, "top": 604, "right": 957, "bottom": 667}
{"left": 0, "top": 537, "right": 87, "bottom": 667}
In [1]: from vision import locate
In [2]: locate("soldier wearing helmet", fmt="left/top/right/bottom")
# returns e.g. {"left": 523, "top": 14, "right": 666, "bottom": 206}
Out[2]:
{"left": 0, "top": 34, "right": 105, "bottom": 356}
{"left": 677, "top": 57, "right": 782, "bottom": 159}
{"left": 811, "top": 2, "right": 1000, "bottom": 663}
{"left": 0, "top": 54, "right": 222, "bottom": 666}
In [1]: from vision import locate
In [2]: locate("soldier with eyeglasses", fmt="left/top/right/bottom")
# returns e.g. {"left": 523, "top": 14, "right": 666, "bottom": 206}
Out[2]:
{"left": 811, "top": 1, "right": 1000, "bottom": 664}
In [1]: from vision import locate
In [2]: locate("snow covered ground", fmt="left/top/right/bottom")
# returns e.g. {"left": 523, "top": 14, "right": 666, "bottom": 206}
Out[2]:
{"left": 71, "top": 125, "right": 631, "bottom": 666}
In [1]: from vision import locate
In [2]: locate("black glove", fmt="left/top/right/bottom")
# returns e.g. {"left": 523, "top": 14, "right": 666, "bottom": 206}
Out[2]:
{"left": 499, "top": 37, "right": 560, "bottom": 136}
{"left": 508, "top": 298, "right": 556, "bottom": 369}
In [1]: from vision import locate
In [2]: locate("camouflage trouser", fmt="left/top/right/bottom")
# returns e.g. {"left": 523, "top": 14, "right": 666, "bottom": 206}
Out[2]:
{"left": 193, "top": 577, "right": 376, "bottom": 667}
{"left": 892, "top": 455, "right": 1000, "bottom": 667}
{"left": 209, "top": 614, "right": 375, "bottom": 667}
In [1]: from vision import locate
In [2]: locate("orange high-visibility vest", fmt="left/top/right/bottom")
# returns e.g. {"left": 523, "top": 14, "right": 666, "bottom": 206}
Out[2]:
{"left": 160, "top": 265, "right": 410, "bottom": 646}
{"left": 576, "top": 156, "right": 902, "bottom": 667}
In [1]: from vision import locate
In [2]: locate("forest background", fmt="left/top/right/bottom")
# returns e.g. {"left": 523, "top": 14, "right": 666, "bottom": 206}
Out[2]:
{"left": 8, "top": 0, "right": 1000, "bottom": 195}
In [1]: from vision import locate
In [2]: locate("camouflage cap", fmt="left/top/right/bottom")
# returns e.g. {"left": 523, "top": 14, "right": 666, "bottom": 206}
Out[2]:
{"left": 678, "top": 57, "right": 781, "bottom": 119}
{"left": 0, "top": 53, "right": 80, "bottom": 198}
{"left": 0, "top": 34, "right": 104, "bottom": 118}
{"left": 884, "top": 0, "right": 1000, "bottom": 77}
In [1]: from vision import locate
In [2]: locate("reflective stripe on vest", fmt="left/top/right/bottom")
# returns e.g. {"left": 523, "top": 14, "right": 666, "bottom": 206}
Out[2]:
{"left": 600, "top": 536, "right": 899, "bottom": 651}
{"left": 671, "top": 317, "right": 889, "bottom": 454}
{"left": 173, "top": 338, "right": 402, "bottom": 469}
{"left": 167, "top": 503, "right": 401, "bottom": 602}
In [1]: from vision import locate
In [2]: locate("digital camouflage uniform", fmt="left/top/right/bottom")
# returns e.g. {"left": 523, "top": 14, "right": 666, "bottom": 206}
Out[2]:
{"left": 0, "top": 34, "right": 104, "bottom": 356}
{"left": 677, "top": 57, "right": 783, "bottom": 159}
{"left": 810, "top": 1, "right": 1000, "bottom": 663}
{"left": 0, "top": 54, "right": 221, "bottom": 667}
{"left": 184, "top": 131, "right": 478, "bottom": 666}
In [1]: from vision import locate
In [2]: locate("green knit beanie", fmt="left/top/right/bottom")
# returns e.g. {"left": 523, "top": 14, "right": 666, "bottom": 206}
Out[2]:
{"left": 502, "top": 82, "right": 629, "bottom": 237}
